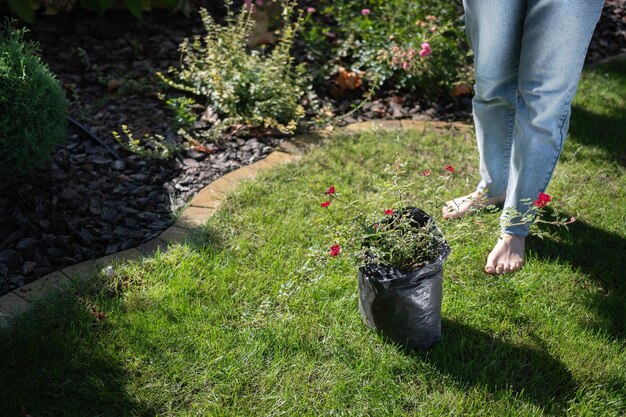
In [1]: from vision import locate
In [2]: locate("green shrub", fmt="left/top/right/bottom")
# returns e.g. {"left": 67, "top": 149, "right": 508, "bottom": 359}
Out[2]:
{"left": 301, "top": 0, "right": 472, "bottom": 98}
{"left": 157, "top": 0, "right": 312, "bottom": 140}
{"left": 0, "top": 26, "right": 67, "bottom": 182}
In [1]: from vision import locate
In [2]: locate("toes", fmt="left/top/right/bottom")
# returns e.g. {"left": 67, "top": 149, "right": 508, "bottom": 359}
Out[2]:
{"left": 442, "top": 206, "right": 460, "bottom": 220}
{"left": 484, "top": 259, "right": 496, "bottom": 274}
{"left": 495, "top": 263, "right": 505, "bottom": 275}
{"left": 485, "top": 253, "right": 497, "bottom": 274}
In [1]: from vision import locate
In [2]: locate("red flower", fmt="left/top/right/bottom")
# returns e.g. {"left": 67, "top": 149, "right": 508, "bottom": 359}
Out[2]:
{"left": 422, "top": 169, "right": 431, "bottom": 177}
{"left": 384, "top": 209, "right": 395, "bottom": 216}
{"left": 329, "top": 244, "right": 341, "bottom": 256}
{"left": 321, "top": 200, "right": 331, "bottom": 208}
{"left": 444, "top": 165, "right": 455, "bottom": 173}
{"left": 533, "top": 192, "right": 552, "bottom": 208}
{"left": 325, "top": 185, "right": 336, "bottom": 195}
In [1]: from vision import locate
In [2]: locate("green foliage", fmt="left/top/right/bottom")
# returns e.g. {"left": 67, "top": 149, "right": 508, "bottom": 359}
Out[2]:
{"left": 0, "top": 25, "right": 67, "bottom": 182}
{"left": 112, "top": 124, "right": 175, "bottom": 160}
{"left": 317, "top": 159, "right": 452, "bottom": 271}
{"left": 165, "top": 96, "right": 197, "bottom": 131}
{"left": 1, "top": 114, "right": 624, "bottom": 415}
{"left": 158, "top": 0, "right": 311, "bottom": 140}
{"left": 7, "top": 0, "right": 34, "bottom": 23}
{"left": 316, "top": 157, "right": 572, "bottom": 272}
{"left": 301, "top": 0, "right": 472, "bottom": 97}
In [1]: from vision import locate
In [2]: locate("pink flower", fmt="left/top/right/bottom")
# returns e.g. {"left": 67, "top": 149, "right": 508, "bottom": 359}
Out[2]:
{"left": 422, "top": 169, "right": 431, "bottom": 176}
{"left": 533, "top": 192, "right": 552, "bottom": 208}
{"left": 444, "top": 165, "right": 455, "bottom": 173}
{"left": 419, "top": 42, "right": 432, "bottom": 57}
{"left": 401, "top": 61, "right": 411, "bottom": 71}
{"left": 306, "top": 6, "right": 315, "bottom": 13}
{"left": 325, "top": 185, "right": 336, "bottom": 195}
{"left": 384, "top": 209, "right": 395, "bottom": 216}
{"left": 321, "top": 200, "right": 331, "bottom": 208}
{"left": 255, "top": 0, "right": 263, "bottom": 5}
{"left": 425, "top": 15, "right": 437, "bottom": 21}
{"left": 329, "top": 244, "right": 341, "bottom": 257}
{"left": 361, "top": 8, "right": 370, "bottom": 16}
{"left": 243, "top": 0, "right": 254, "bottom": 11}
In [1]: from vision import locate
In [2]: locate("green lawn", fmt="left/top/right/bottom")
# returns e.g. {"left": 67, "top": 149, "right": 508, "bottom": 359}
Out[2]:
{"left": 0, "top": 59, "right": 624, "bottom": 417}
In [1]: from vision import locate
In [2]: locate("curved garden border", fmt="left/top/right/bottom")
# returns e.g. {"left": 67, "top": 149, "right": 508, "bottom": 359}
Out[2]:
{"left": 0, "top": 120, "right": 472, "bottom": 328}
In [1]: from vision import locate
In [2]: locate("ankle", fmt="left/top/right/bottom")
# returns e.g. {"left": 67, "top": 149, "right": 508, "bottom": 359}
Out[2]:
{"left": 484, "top": 191, "right": 506, "bottom": 205}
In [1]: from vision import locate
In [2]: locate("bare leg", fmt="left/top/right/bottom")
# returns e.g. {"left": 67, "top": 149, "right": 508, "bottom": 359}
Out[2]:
{"left": 442, "top": 191, "right": 505, "bottom": 220}
{"left": 484, "top": 234, "right": 524, "bottom": 275}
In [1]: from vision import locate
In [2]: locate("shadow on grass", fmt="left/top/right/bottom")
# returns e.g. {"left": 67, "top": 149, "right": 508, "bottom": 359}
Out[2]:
{"left": 569, "top": 105, "right": 626, "bottom": 167}
{"left": 0, "top": 226, "right": 223, "bottom": 417}
{"left": 418, "top": 318, "right": 577, "bottom": 411}
{"left": 569, "top": 58, "right": 626, "bottom": 167}
{"left": 0, "top": 291, "right": 156, "bottom": 417}
{"left": 527, "top": 219, "right": 626, "bottom": 341}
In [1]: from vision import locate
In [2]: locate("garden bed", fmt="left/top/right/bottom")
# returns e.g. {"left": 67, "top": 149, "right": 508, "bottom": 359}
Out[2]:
{"left": 0, "top": 0, "right": 624, "bottom": 295}
{"left": 0, "top": 54, "right": 623, "bottom": 414}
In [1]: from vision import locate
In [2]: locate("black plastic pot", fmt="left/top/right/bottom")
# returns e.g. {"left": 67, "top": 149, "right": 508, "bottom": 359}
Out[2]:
{"left": 357, "top": 207, "right": 450, "bottom": 351}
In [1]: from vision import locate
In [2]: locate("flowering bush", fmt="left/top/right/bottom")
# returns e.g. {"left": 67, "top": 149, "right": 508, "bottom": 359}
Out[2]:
{"left": 315, "top": 158, "right": 575, "bottom": 271}
{"left": 317, "top": 159, "right": 455, "bottom": 271}
{"left": 157, "top": 0, "right": 316, "bottom": 141}
{"left": 300, "top": 0, "right": 471, "bottom": 97}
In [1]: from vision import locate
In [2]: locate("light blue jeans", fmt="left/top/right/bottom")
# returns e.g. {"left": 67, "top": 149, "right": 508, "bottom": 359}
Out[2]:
{"left": 463, "top": 0, "right": 604, "bottom": 236}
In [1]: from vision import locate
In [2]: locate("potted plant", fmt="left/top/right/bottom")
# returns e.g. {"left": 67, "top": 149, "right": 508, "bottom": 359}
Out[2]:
{"left": 316, "top": 158, "right": 574, "bottom": 351}
{"left": 318, "top": 159, "right": 453, "bottom": 351}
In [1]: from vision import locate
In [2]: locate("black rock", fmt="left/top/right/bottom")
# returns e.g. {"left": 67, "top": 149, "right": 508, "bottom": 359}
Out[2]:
{"left": 112, "top": 160, "right": 126, "bottom": 170}
{"left": 15, "top": 237, "right": 36, "bottom": 252}
{"left": 101, "top": 208, "right": 118, "bottom": 222}
{"left": 0, "top": 249, "right": 21, "bottom": 268}
{"left": 22, "top": 261, "right": 37, "bottom": 275}
{"left": 9, "top": 275, "right": 26, "bottom": 288}
{"left": 0, "top": 263, "right": 8, "bottom": 277}
{"left": 106, "top": 243, "right": 120, "bottom": 255}
{"left": 60, "top": 187, "right": 81, "bottom": 202}
{"left": 45, "top": 247, "right": 65, "bottom": 258}
{"left": 113, "top": 225, "right": 130, "bottom": 238}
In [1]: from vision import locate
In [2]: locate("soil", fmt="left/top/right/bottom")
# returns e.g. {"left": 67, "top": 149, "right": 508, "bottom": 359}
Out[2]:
{"left": 0, "top": 1, "right": 624, "bottom": 296}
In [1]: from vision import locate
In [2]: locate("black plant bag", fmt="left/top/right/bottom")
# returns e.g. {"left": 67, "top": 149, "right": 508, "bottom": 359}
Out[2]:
{"left": 357, "top": 207, "right": 450, "bottom": 351}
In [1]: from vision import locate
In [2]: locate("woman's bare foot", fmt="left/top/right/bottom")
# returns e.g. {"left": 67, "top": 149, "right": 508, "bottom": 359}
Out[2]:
{"left": 442, "top": 191, "right": 504, "bottom": 219}
{"left": 484, "top": 234, "right": 525, "bottom": 275}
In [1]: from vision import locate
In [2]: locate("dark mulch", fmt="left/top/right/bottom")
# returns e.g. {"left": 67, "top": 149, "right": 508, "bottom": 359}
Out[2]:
{"left": 0, "top": 1, "right": 624, "bottom": 296}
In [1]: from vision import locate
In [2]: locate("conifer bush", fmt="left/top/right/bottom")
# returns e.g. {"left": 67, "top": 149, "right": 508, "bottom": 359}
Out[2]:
{"left": 0, "top": 26, "right": 67, "bottom": 182}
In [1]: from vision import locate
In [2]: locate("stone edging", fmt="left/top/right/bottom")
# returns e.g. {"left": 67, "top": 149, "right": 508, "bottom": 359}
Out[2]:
{"left": 0, "top": 120, "right": 471, "bottom": 328}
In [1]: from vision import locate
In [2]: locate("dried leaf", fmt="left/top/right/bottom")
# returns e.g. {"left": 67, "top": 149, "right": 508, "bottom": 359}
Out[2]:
{"left": 107, "top": 79, "right": 122, "bottom": 92}
{"left": 451, "top": 83, "right": 472, "bottom": 97}
{"left": 336, "top": 66, "right": 364, "bottom": 91}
